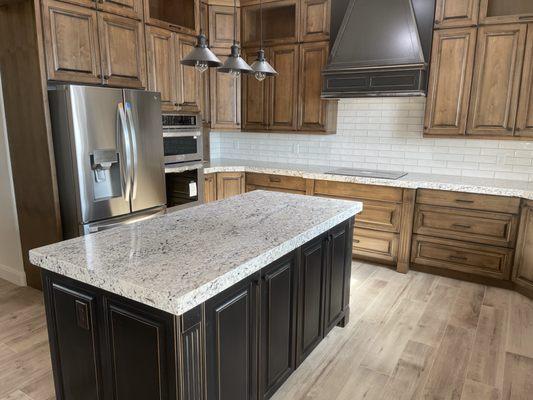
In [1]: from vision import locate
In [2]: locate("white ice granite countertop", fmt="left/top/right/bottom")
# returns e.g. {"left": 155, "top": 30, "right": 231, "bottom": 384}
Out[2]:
{"left": 29, "top": 191, "right": 361, "bottom": 316}
{"left": 198, "top": 158, "right": 533, "bottom": 200}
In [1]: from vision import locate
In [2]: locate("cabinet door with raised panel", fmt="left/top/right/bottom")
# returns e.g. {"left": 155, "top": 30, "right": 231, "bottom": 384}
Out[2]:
{"left": 514, "top": 203, "right": 533, "bottom": 298}
{"left": 200, "top": 2, "right": 211, "bottom": 123}
{"left": 216, "top": 172, "right": 245, "bottom": 200}
{"left": 480, "top": 0, "right": 533, "bottom": 25}
{"left": 424, "top": 28, "right": 476, "bottom": 136}
{"left": 208, "top": 5, "right": 238, "bottom": 48}
{"left": 467, "top": 24, "right": 527, "bottom": 137}
{"left": 204, "top": 173, "right": 217, "bottom": 203}
{"left": 176, "top": 34, "right": 201, "bottom": 112}
{"left": 434, "top": 0, "right": 479, "bottom": 28}
{"left": 300, "top": 0, "right": 330, "bottom": 42}
{"left": 516, "top": 24, "right": 533, "bottom": 137}
{"left": 210, "top": 52, "right": 241, "bottom": 130}
{"left": 269, "top": 44, "right": 299, "bottom": 131}
{"left": 98, "top": 12, "right": 147, "bottom": 88}
{"left": 42, "top": 0, "right": 102, "bottom": 84}
{"left": 242, "top": 48, "right": 269, "bottom": 131}
{"left": 298, "top": 41, "right": 330, "bottom": 132}
{"left": 146, "top": 26, "right": 177, "bottom": 111}
{"left": 98, "top": 0, "right": 143, "bottom": 20}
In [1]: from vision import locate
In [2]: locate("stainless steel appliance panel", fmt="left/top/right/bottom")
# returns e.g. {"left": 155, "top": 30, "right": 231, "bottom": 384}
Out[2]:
{"left": 67, "top": 85, "right": 132, "bottom": 223}
{"left": 124, "top": 90, "right": 167, "bottom": 213}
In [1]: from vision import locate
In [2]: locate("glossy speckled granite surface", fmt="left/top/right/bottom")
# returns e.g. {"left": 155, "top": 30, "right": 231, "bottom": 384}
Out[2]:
{"left": 199, "top": 159, "right": 533, "bottom": 200}
{"left": 29, "top": 191, "right": 362, "bottom": 316}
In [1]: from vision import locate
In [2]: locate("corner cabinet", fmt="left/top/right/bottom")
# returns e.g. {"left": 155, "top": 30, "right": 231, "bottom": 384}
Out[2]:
{"left": 41, "top": 218, "right": 355, "bottom": 400}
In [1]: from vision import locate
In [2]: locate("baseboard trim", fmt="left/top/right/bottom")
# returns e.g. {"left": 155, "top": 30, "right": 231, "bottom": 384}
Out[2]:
{"left": 0, "top": 262, "right": 26, "bottom": 286}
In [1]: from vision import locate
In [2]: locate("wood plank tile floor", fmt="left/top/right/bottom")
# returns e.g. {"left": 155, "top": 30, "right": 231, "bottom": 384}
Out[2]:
{"left": 1, "top": 262, "right": 532, "bottom": 400}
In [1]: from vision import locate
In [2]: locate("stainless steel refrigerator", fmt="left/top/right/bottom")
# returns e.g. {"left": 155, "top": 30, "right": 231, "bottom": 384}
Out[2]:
{"left": 49, "top": 85, "right": 166, "bottom": 238}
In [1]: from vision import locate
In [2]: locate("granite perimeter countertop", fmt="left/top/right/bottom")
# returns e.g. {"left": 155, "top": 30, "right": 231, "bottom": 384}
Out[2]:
{"left": 29, "top": 191, "right": 362, "bottom": 316}
{"left": 193, "top": 158, "right": 533, "bottom": 200}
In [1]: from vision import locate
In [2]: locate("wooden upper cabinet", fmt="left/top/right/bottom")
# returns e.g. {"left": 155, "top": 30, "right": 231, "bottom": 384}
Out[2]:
{"left": 200, "top": 2, "right": 211, "bottom": 122}
{"left": 467, "top": 24, "right": 527, "bottom": 137}
{"left": 242, "top": 48, "right": 268, "bottom": 130}
{"left": 300, "top": 0, "right": 330, "bottom": 42}
{"left": 144, "top": 0, "right": 199, "bottom": 35}
{"left": 516, "top": 24, "right": 533, "bottom": 137}
{"left": 298, "top": 41, "right": 333, "bottom": 132}
{"left": 210, "top": 51, "right": 241, "bottom": 130}
{"left": 42, "top": 0, "right": 102, "bottom": 84}
{"left": 98, "top": 0, "right": 143, "bottom": 20}
{"left": 434, "top": 0, "right": 479, "bottom": 28}
{"left": 176, "top": 35, "right": 201, "bottom": 112}
{"left": 480, "top": 0, "right": 533, "bottom": 25}
{"left": 269, "top": 44, "right": 299, "bottom": 131}
{"left": 424, "top": 27, "right": 476, "bottom": 136}
{"left": 208, "top": 5, "right": 239, "bottom": 48}
{"left": 98, "top": 12, "right": 147, "bottom": 88}
{"left": 242, "top": 0, "right": 299, "bottom": 47}
{"left": 146, "top": 26, "right": 176, "bottom": 111}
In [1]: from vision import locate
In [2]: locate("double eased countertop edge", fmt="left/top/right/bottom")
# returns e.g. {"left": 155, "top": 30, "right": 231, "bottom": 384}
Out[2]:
{"left": 165, "top": 159, "right": 533, "bottom": 200}
{"left": 29, "top": 191, "right": 362, "bottom": 316}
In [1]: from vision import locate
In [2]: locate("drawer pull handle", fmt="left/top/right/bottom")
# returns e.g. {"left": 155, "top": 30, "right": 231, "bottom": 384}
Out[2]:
{"left": 75, "top": 300, "right": 90, "bottom": 331}
{"left": 455, "top": 199, "right": 475, "bottom": 204}
{"left": 452, "top": 223, "right": 472, "bottom": 229}
{"left": 354, "top": 239, "right": 360, "bottom": 244}
{"left": 449, "top": 255, "right": 468, "bottom": 262}
{"left": 519, "top": 15, "right": 533, "bottom": 20}
{"left": 269, "top": 176, "right": 281, "bottom": 183}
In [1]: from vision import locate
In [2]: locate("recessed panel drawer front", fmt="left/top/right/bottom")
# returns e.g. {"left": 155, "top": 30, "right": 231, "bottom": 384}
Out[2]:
{"left": 414, "top": 205, "right": 518, "bottom": 247}
{"left": 411, "top": 235, "right": 513, "bottom": 279}
{"left": 416, "top": 189, "right": 520, "bottom": 214}
{"left": 314, "top": 180, "right": 403, "bottom": 203}
{"left": 355, "top": 200, "right": 402, "bottom": 233}
{"left": 246, "top": 173, "right": 307, "bottom": 192}
{"left": 352, "top": 229, "right": 399, "bottom": 264}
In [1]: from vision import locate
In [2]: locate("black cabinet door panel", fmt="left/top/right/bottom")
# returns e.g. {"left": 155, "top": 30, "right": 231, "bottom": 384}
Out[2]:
{"left": 260, "top": 254, "right": 297, "bottom": 398}
{"left": 206, "top": 275, "right": 258, "bottom": 400}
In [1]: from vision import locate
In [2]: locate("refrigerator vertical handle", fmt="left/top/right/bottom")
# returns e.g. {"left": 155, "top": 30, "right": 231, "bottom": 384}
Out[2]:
{"left": 125, "top": 102, "right": 139, "bottom": 200}
{"left": 117, "top": 103, "right": 132, "bottom": 201}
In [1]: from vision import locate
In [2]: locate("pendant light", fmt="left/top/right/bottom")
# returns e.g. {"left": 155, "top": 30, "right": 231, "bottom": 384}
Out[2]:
{"left": 181, "top": 32, "right": 222, "bottom": 73}
{"left": 218, "top": 0, "right": 253, "bottom": 78}
{"left": 251, "top": 0, "right": 277, "bottom": 81}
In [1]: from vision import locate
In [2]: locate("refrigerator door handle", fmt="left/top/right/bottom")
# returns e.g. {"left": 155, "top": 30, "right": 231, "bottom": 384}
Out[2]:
{"left": 125, "top": 102, "right": 139, "bottom": 200}
{"left": 117, "top": 102, "right": 132, "bottom": 201}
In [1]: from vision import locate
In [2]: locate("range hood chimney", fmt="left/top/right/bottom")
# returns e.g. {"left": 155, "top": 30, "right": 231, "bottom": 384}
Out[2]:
{"left": 322, "top": 0, "right": 436, "bottom": 98}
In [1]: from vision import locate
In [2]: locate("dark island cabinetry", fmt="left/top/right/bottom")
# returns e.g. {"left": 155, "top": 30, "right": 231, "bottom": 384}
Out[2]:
{"left": 41, "top": 217, "right": 354, "bottom": 400}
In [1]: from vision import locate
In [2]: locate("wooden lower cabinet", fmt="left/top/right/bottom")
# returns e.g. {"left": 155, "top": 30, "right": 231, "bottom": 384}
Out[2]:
{"left": 216, "top": 172, "right": 245, "bottom": 200}
{"left": 205, "top": 273, "right": 259, "bottom": 400}
{"left": 246, "top": 172, "right": 307, "bottom": 194}
{"left": 513, "top": 202, "right": 533, "bottom": 297}
{"left": 353, "top": 229, "right": 399, "bottom": 265}
{"left": 204, "top": 173, "right": 217, "bottom": 203}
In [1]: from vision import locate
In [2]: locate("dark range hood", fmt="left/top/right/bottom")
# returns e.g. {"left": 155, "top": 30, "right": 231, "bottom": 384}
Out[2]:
{"left": 322, "top": 0, "right": 436, "bottom": 98}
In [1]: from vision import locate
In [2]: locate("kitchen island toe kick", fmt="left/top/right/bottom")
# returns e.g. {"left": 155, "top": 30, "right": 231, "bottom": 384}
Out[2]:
{"left": 30, "top": 191, "right": 362, "bottom": 400}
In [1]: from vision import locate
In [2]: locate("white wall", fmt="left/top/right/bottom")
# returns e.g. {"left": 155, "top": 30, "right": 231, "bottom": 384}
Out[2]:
{"left": 211, "top": 97, "right": 533, "bottom": 182}
{"left": 0, "top": 74, "right": 26, "bottom": 286}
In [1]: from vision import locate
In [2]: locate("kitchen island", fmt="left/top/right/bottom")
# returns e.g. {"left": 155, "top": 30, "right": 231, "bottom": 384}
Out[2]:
{"left": 29, "top": 191, "right": 362, "bottom": 400}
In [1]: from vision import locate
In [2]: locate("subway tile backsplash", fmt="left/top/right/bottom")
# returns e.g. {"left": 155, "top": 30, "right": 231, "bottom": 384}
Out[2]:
{"left": 210, "top": 97, "right": 533, "bottom": 182}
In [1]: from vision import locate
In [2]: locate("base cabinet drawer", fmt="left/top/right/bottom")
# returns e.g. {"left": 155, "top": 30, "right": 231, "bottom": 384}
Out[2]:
{"left": 246, "top": 184, "right": 306, "bottom": 195}
{"left": 414, "top": 205, "right": 519, "bottom": 247}
{"left": 246, "top": 172, "right": 307, "bottom": 192}
{"left": 411, "top": 235, "right": 513, "bottom": 280}
{"left": 416, "top": 189, "right": 520, "bottom": 214}
{"left": 355, "top": 200, "right": 402, "bottom": 233}
{"left": 352, "top": 229, "right": 399, "bottom": 264}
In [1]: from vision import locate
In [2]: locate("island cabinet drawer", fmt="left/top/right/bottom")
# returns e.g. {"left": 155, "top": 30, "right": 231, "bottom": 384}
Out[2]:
{"left": 246, "top": 172, "right": 307, "bottom": 192}
{"left": 414, "top": 205, "right": 519, "bottom": 248}
{"left": 313, "top": 180, "right": 403, "bottom": 203}
{"left": 416, "top": 189, "right": 521, "bottom": 214}
{"left": 411, "top": 235, "right": 514, "bottom": 280}
{"left": 352, "top": 229, "right": 399, "bottom": 264}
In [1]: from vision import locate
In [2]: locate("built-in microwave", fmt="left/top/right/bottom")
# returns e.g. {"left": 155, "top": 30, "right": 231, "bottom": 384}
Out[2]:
{"left": 162, "top": 114, "right": 203, "bottom": 164}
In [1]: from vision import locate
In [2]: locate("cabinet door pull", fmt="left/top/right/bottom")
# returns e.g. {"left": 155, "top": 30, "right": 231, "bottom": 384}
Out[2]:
{"left": 519, "top": 15, "right": 533, "bottom": 21}
{"left": 353, "top": 239, "right": 360, "bottom": 244}
{"left": 75, "top": 300, "right": 90, "bottom": 331}
{"left": 451, "top": 223, "right": 472, "bottom": 229}
{"left": 269, "top": 176, "right": 281, "bottom": 183}
{"left": 103, "top": 75, "right": 110, "bottom": 80}
{"left": 455, "top": 199, "right": 475, "bottom": 204}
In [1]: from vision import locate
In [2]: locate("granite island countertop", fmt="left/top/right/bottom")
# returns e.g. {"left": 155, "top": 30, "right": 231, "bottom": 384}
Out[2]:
{"left": 29, "top": 191, "right": 362, "bottom": 316}
{"left": 190, "top": 158, "right": 533, "bottom": 200}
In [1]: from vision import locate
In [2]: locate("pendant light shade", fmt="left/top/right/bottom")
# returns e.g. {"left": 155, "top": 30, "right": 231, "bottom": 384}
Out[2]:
{"left": 218, "top": 44, "right": 254, "bottom": 77}
{"left": 251, "top": 0, "right": 277, "bottom": 81}
{"left": 181, "top": 33, "right": 222, "bottom": 73}
{"left": 217, "top": 0, "right": 253, "bottom": 78}
{"left": 251, "top": 50, "right": 277, "bottom": 81}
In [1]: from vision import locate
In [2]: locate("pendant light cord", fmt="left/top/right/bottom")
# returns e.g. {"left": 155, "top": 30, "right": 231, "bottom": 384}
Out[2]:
{"left": 233, "top": 0, "right": 237, "bottom": 46}
{"left": 260, "top": 0, "right": 263, "bottom": 50}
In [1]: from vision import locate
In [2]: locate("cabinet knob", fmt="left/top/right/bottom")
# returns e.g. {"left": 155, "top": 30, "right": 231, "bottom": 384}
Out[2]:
{"left": 103, "top": 75, "right": 110, "bottom": 80}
